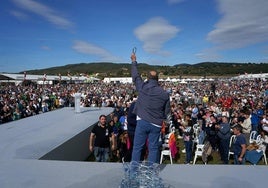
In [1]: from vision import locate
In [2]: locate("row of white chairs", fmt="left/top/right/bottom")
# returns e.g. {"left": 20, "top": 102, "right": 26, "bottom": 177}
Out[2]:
{"left": 194, "top": 129, "right": 268, "bottom": 165}
{"left": 161, "top": 126, "right": 267, "bottom": 165}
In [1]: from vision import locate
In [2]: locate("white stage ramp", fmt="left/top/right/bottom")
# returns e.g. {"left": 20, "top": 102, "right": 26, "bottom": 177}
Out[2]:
{"left": 0, "top": 107, "right": 113, "bottom": 160}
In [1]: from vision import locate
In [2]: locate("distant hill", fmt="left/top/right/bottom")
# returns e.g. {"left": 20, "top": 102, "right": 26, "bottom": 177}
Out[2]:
{"left": 20, "top": 62, "right": 268, "bottom": 79}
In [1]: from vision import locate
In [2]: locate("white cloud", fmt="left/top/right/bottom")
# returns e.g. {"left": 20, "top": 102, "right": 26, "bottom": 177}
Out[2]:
{"left": 207, "top": 0, "right": 268, "bottom": 49}
{"left": 134, "top": 17, "right": 180, "bottom": 56}
{"left": 9, "top": 10, "right": 28, "bottom": 20}
{"left": 72, "top": 40, "right": 121, "bottom": 62}
{"left": 11, "top": 0, "right": 73, "bottom": 29}
{"left": 167, "top": 0, "right": 185, "bottom": 5}
{"left": 41, "top": 46, "right": 51, "bottom": 51}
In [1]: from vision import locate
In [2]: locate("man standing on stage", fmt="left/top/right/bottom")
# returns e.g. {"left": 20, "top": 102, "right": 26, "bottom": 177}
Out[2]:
{"left": 130, "top": 52, "right": 171, "bottom": 164}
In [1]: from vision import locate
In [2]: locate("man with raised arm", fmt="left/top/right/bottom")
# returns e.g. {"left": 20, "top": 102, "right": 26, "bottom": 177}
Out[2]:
{"left": 130, "top": 52, "right": 171, "bottom": 164}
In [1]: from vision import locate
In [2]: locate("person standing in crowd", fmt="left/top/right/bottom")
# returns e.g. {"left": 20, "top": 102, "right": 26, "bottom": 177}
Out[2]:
{"left": 119, "top": 110, "right": 128, "bottom": 131}
{"left": 258, "top": 128, "right": 268, "bottom": 155}
{"left": 240, "top": 110, "right": 252, "bottom": 145}
{"left": 112, "top": 115, "right": 121, "bottom": 137}
{"left": 127, "top": 101, "right": 137, "bottom": 153}
{"left": 12, "top": 106, "right": 21, "bottom": 121}
{"left": 232, "top": 124, "right": 247, "bottom": 164}
{"left": 204, "top": 114, "right": 219, "bottom": 151}
{"left": 216, "top": 116, "right": 231, "bottom": 164}
{"left": 211, "top": 82, "right": 216, "bottom": 96}
{"left": 117, "top": 131, "right": 132, "bottom": 162}
{"left": 250, "top": 108, "right": 260, "bottom": 132}
{"left": 179, "top": 114, "right": 194, "bottom": 164}
{"left": 89, "top": 115, "right": 115, "bottom": 162}
{"left": 191, "top": 104, "right": 199, "bottom": 124}
{"left": 130, "top": 52, "right": 171, "bottom": 164}
{"left": 0, "top": 105, "right": 12, "bottom": 123}
{"left": 113, "top": 104, "right": 124, "bottom": 120}
{"left": 260, "top": 113, "right": 268, "bottom": 133}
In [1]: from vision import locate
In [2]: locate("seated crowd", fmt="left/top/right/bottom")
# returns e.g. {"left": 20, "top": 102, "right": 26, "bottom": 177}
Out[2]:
{"left": 1, "top": 78, "right": 268, "bottom": 165}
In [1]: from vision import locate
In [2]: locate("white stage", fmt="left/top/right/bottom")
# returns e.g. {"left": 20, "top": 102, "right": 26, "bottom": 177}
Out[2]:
{"left": 0, "top": 160, "right": 267, "bottom": 188}
{"left": 0, "top": 107, "right": 113, "bottom": 160}
{"left": 0, "top": 107, "right": 267, "bottom": 188}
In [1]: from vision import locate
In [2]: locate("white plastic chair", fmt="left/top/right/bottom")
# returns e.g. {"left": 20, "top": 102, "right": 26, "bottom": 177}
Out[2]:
{"left": 192, "top": 124, "right": 200, "bottom": 151}
{"left": 261, "top": 150, "right": 268, "bottom": 165}
{"left": 193, "top": 144, "right": 205, "bottom": 164}
{"left": 160, "top": 130, "right": 175, "bottom": 164}
{"left": 192, "top": 125, "right": 208, "bottom": 165}
{"left": 160, "top": 150, "right": 173, "bottom": 164}
{"left": 256, "top": 135, "right": 267, "bottom": 165}
{"left": 255, "top": 135, "right": 262, "bottom": 144}
{"left": 249, "top": 131, "right": 258, "bottom": 144}
{"left": 228, "top": 135, "right": 236, "bottom": 160}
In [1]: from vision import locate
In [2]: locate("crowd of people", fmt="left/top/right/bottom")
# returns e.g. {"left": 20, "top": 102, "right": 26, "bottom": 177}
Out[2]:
{"left": 1, "top": 75, "right": 268, "bottom": 164}
{"left": 0, "top": 82, "right": 134, "bottom": 124}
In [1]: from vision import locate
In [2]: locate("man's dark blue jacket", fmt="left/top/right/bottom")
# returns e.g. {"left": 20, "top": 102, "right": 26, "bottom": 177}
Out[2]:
{"left": 131, "top": 61, "right": 170, "bottom": 126}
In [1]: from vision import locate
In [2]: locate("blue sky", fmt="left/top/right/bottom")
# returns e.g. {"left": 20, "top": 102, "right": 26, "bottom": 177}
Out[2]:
{"left": 1, "top": 0, "right": 268, "bottom": 73}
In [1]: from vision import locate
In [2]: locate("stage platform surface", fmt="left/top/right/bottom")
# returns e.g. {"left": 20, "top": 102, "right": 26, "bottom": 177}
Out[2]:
{"left": 0, "top": 107, "right": 267, "bottom": 188}
{"left": 0, "top": 107, "right": 113, "bottom": 160}
{"left": 0, "top": 160, "right": 267, "bottom": 188}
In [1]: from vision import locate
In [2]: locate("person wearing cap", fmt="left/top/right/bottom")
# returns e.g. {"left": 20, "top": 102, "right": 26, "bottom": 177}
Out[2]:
{"left": 232, "top": 124, "right": 247, "bottom": 164}
{"left": 130, "top": 52, "right": 171, "bottom": 164}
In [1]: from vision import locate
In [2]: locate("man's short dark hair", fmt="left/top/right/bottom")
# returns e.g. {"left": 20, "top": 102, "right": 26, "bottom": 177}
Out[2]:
{"left": 147, "top": 70, "right": 158, "bottom": 81}
{"left": 99, "top": 114, "right": 106, "bottom": 120}
{"left": 233, "top": 124, "right": 243, "bottom": 132}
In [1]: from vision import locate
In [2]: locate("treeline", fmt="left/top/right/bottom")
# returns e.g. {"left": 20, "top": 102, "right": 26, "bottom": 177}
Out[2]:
{"left": 21, "top": 62, "right": 268, "bottom": 78}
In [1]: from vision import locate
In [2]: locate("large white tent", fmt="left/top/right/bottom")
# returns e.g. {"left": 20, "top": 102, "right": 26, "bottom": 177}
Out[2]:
{"left": 232, "top": 73, "right": 268, "bottom": 80}
{"left": 0, "top": 73, "right": 100, "bottom": 84}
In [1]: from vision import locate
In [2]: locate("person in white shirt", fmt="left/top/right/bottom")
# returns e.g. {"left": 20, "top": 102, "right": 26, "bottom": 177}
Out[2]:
{"left": 261, "top": 114, "right": 268, "bottom": 133}
{"left": 240, "top": 111, "right": 252, "bottom": 145}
